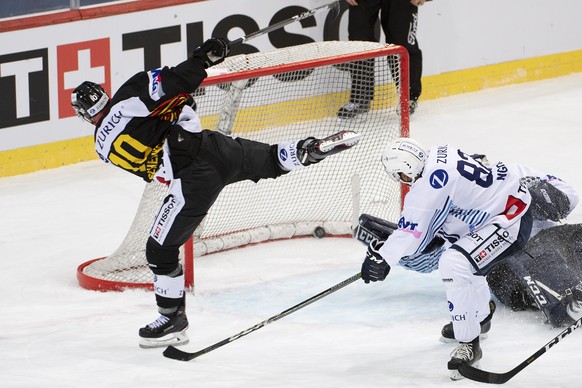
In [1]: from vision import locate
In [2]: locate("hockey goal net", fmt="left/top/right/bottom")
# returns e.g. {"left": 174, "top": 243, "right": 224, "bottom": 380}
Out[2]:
{"left": 77, "top": 41, "right": 410, "bottom": 291}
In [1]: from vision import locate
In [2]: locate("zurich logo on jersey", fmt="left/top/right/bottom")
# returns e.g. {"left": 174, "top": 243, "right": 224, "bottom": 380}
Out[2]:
{"left": 448, "top": 301, "right": 454, "bottom": 312}
{"left": 279, "top": 149, "right": 288, "bottom": 161}
{"left": 430, "top": 169, "right": 449, "bottom": 189}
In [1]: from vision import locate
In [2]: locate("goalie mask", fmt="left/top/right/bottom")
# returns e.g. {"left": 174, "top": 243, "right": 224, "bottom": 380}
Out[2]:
{"left": 71, "top": 81, "right": 110, "bottom": 124}
{"left": 381, "top": 137, "right": 427, "bottom": 186}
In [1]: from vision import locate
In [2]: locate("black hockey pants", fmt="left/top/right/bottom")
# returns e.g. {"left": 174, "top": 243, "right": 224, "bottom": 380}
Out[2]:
{"left": 347, "top": 0, "right": 423, "bottom": 102}
{"left": 146, "top": 127, "right": 284, "bottom": 277}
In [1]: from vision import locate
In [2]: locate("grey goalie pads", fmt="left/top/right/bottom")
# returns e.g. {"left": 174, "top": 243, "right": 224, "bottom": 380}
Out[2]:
{"left": 488, "top": 224, "right": 582, "bottom": 326}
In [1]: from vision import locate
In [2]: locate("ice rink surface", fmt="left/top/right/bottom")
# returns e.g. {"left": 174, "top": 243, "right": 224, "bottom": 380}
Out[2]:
{"left": 2, "top": 73, "right": 582, "bottom": 387}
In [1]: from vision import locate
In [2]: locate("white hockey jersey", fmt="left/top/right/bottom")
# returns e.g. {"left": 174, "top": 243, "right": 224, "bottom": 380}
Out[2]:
{"left": 379, "top": 144, "right": 579, "bottom": 269}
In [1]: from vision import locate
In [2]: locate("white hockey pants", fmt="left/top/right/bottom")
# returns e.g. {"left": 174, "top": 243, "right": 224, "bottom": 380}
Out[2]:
{"left": 439, "top": 248, "right": 491, "bottom": 343}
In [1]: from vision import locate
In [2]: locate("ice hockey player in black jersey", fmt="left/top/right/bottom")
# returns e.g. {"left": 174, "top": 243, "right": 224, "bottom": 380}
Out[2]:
{"left": 71, "top": 38, "right": 361, "bottom": 349}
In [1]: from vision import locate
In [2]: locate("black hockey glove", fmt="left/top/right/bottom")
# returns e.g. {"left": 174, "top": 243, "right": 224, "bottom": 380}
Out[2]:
{"left": 361, "top": 239, "right": 390, "bottom": 284}
{"left": 192, "top": 38, "right": 231, "bottom": 68}
{"left": 527, "top": 179, "right": 571, "bottom": 221}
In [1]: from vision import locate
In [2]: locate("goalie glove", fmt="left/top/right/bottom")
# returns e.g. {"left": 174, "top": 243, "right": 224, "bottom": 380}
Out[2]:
{"left": 361, "top": 239, "right": 390, "bottom": 284}
{"left": 193, "top": 38, "right": 231, "bottom": 68}
{"left": 523, "top": 177, "right": 571, "bottom": 221}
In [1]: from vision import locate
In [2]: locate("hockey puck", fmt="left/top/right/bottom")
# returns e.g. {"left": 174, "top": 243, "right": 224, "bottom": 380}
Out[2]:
{"left": 313, "top": 226, "right": 326, "bottom": 238}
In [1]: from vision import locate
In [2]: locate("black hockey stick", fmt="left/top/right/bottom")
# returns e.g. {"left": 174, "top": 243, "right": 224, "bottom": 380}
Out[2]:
{"left": 458, "top": 316, "right": 582, "bottom": 384}
{"left": 228, "top": 0, "right": 340, "bottom": 46}
{"left": 163, "top": 272, "right": 361, "bottom": 361}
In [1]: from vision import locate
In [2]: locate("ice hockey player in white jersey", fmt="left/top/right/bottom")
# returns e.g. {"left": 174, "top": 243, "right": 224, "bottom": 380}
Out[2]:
{"left": 359, "top": 137, "right": 578, "bottom": 380}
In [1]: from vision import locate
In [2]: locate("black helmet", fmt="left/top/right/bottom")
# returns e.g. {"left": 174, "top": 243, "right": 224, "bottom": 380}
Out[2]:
{"left": 71, "top": 81, "right": 110, "bottom": 123}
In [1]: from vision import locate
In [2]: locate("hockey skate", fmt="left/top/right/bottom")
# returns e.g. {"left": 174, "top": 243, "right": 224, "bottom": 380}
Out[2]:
{"left": 298, "top": 130, "right": 362, "bottom": 166}
{"left": 139, "top": 309, "right": 189, "bottom": 349}
{"left": 440, "top": 300, "right": 496, "bottom": 343}
{"left": 448, "top": 337, "right": 482, "bottom": 380}
{"left": 336, "top": 102, "right": 370, "bottom": 121}
{"left": 409, "top": 98, "right": 418, "bottom": 115}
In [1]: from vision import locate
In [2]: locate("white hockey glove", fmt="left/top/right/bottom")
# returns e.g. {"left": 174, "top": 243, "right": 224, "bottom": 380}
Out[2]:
{"left": 193, "top": 38, "right": 231, "bottom": 68}
{"left": 361, "top": 239, "right": 390, "bottom": 283}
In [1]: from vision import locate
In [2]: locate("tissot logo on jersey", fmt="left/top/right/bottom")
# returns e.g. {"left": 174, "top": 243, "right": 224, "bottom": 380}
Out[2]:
{"left": 152, "top": 195, "right": 181, "bottom": 243}
{"left": 473, "top": 229, "right": 512, "bottom": 264}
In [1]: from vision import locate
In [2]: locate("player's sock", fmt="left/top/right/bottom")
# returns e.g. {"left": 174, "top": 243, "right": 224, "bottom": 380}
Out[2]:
{"left": 440, "top": 300, "right": 495, "bottom": 343}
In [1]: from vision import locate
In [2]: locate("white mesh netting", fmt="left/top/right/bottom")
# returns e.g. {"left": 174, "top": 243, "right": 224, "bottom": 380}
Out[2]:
{"left": 78, "top": 41, "right": 407, "bottom": 290}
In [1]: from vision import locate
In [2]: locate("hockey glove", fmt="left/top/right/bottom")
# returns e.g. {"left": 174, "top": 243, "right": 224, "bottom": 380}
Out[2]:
{"left": 192, "top": 38, "right": 231, "bottom": 68}
{"left": 361, "top": 239, "right": 390, "bottom": 284}
{"left": 527, "top": 180, "right": 571, "bottom": 221}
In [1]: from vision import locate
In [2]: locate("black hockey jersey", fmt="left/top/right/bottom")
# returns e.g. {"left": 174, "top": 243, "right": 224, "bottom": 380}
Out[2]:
{"left": 93, "top": 54, "right": 208, "bottom": 181}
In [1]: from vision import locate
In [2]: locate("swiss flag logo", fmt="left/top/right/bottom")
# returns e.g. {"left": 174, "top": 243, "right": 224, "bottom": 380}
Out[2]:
{"left": 57, "top": 39, "right": 111, "bottom": 119}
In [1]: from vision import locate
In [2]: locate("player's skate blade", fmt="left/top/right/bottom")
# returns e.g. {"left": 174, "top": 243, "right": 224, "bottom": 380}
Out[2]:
{"left": 450, "top": 361, "right": 480, "bottom": 381}
{"left": 139, "top": 330, "right": 189, "bottom": 349}
{"left": 317, "top": 130, "right": 362, "bottom": 153}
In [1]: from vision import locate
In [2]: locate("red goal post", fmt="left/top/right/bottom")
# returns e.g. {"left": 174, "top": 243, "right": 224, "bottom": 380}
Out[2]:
{"left": 77, "top": 41, "right": 410, "bottom": 291}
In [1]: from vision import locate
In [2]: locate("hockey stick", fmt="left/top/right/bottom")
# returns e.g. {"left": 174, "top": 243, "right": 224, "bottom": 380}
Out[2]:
{"left": 458, "top": 316, "right": 582, "bottom": 384}
{"left": 228, "top": 0, "right": 340, "bottom": 46}
{"left": 163, "top": 272, "right": 362, "bottom": 361}
{"left": 351, "top": 173, "right": 361, "bottom": 232}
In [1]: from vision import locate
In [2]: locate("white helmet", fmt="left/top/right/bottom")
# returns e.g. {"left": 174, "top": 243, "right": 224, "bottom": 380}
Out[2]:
{"left": 381, "top": 137, "right": 427, "bottom": 185}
